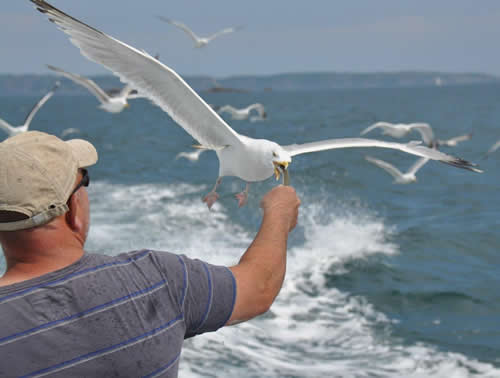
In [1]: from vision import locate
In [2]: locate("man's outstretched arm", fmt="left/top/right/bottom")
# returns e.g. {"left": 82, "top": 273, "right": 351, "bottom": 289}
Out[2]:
{"left": 228, "top": 185, "right": 300, "bottom": 325}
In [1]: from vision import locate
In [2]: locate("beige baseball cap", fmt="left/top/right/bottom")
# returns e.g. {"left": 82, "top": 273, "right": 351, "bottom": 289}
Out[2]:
{"left": 0, "top": 131, "right": 98, "bottom": 231}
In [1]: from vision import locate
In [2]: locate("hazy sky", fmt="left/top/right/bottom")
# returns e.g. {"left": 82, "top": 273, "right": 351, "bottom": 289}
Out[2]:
{"left": 2, "top": 1, "right": 500, "bottom": 77}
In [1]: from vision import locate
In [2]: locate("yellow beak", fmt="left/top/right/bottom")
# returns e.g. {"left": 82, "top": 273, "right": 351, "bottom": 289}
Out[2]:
{"left": 273, "top": 161, "right": 289, "bottom": 181}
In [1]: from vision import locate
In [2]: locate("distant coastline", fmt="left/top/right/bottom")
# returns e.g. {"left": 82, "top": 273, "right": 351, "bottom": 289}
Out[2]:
{"left": 0, "top": 71, "right": 498, "bottom": 96}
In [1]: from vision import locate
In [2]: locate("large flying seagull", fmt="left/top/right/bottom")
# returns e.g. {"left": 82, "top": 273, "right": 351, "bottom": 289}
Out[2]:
{"left": 31, "top": 0, "right": 481, "bottom": 209}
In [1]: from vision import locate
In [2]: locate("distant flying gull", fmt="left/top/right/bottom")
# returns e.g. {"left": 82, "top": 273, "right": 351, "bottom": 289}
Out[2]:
{"left": 361, "top": 122, "right": 435, "bottom": 147}
{"left": 217, "top": 103, "right": 267, "bottom": 121}
{"left": 0, "top": 81, "right": 59, "bottom": 137}
{"left": 483, "top": 139, "right": 500, "bottom": 159}
{"left": 32, "top": 0, "right": 482, "bottom": 209}
{"left": 365, "top": 155, "right": 429, "bottom": 184}
{"left": 47, "top": 65, "right": 135, "bottom": 113}
{"left": 157, "top": 16, "right": 242, "bottom": 48}
{"left": 175, "top": 147, "right": 207, "bottom": 162}
{"left": 436, "top": 133, "right": 472, "bottom": 147}
{"left": 60, "top": 127, "right": 81, "bottom": 138}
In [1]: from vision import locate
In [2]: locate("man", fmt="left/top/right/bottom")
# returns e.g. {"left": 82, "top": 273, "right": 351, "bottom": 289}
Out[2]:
{"left": 0, "top": 131, "right": 300, "bottom": 377}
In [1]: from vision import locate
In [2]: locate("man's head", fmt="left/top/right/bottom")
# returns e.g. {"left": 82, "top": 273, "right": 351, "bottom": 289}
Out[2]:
{"left": 0, "top": 131, "right": 98, "bottom": 232}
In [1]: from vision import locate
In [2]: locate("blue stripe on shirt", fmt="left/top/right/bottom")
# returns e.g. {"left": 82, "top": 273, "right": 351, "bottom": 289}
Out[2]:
{"left": 221, "top": 267, "right": 237, "bottom": 327}
{"left": 0, "top": 279, "right": 167, "bottom": 346}
{"left": 192, "top": 262, "right": 213, "bottom": 332}
{"left": 21, "top": 313, "right": 184, "bottom": 378}
{"left": 142, "top": 352, "right": 181, "bottom": 378}
{"left": 0, "top": 250, "right": 151, "bottom": 304}
{"left": 176, "top": 255, "right": 188, "bottom": 308}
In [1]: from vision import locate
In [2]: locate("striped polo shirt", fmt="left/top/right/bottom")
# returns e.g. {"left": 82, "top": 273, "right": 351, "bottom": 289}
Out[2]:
{"left": 0, "top": 250, "right": 236, "bottom": 377}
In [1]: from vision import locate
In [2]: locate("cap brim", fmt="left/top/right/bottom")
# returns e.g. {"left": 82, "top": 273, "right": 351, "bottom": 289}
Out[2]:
{"left": 66, "top": 139, "right": 98, "bottom": 168}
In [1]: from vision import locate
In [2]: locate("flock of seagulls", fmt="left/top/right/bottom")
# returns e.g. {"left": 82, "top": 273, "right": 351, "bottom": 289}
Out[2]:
{"left": 1, "top": 0, "right": 495, "bottom": 210}
{"left": 359, "top": 122, "right": 476, "bottom": 183}
{"left": 361, "top": 121, "right": 473, "bottom": 150}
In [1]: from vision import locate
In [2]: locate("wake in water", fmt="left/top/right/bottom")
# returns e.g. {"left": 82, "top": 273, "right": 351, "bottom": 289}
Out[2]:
{"left": 83, "top": 181, "right": 500, "bottom": 378}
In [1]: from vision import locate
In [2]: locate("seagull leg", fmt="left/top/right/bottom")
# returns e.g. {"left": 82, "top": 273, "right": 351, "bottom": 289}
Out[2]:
{"left": 203, "top": 177, "right": 222, "bottom": 210}
{"left": 235, "top": 183, "right": 250, "bottom": 208}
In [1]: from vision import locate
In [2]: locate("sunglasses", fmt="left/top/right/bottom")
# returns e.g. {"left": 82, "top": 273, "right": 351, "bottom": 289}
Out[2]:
{"left": 70, "top": 169, "right": 90, "bottom": 197}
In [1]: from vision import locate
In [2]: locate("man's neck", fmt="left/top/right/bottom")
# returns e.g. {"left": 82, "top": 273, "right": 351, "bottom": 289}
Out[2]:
{"left": 0, "top": 223, "right": 86, "bottom": 287}
{"left": 0, "top": 247, "right": 85, "bottom": 287}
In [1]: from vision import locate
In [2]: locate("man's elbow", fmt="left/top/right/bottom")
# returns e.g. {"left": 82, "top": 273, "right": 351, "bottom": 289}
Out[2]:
{"left": 253, "top": 282, "right": 280, "bottom": 316}
{"left": 254, "top": 294, "right": 274, "bottom": 316}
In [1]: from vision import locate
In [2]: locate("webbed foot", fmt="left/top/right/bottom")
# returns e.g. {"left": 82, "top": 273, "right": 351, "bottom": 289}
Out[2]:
{"left": 203, "top": 192, "right": 219, "bottom": 210}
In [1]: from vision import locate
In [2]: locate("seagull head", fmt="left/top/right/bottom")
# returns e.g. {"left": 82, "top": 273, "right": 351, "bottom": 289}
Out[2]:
{"left": 271, "top": 145, "right": 292, "bottom": 181}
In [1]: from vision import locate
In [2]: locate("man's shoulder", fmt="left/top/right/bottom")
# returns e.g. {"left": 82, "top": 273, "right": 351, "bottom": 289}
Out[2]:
{"left": 86, "top": 249, "right": 184, "bottom": 275}
{"left": 88, "top": 249, "right": 177, "bottom": 263}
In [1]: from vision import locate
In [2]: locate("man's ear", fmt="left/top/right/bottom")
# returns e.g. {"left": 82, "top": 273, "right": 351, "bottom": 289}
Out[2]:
{"left": 66, "top": 194, "right": 83, "bottom": 232}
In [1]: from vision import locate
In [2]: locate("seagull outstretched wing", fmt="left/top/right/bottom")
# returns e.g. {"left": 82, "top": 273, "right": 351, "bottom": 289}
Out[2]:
{"left": 23, "top": 81, "right": 60, "bottom": 127}
{"left": 34, "top": 1, "right": 242, "bottom": 150}
{"left": 283, "top": 138, "right": 481, "bottom": 172}
{"left": 157, "top": 17, "right": 201, "bottom": 44}
{"left": 365, "top": 156, "right": 405, "bottom": 180}
{"left": 407, "top": 157, "right": 430, "bottom": 175}
{"left": 206, "top": 26, "right": 241, "bottom": 42}
{"left": 47, "top": 64, "right": 111, "bottom": 105}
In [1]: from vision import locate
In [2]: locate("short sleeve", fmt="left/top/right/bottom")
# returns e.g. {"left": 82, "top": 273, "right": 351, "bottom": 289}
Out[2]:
{"left": 151, "top": 251, "right": 236, "bottom": 338}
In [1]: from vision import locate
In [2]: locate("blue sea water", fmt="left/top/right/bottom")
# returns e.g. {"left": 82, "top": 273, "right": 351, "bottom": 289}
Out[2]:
{"left": 1, "top": 84, "right": 500, "bottom": 377}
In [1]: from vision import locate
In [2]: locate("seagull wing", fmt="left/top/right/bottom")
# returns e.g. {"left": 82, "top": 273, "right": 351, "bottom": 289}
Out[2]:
{"left": 0, "top": 118, "right": 15, "bottom": 135}
{"left": 34, "top": 1, "right": 242, "bottom": 149}
{"left": 47, "top": 64, "right": 110, "bottom": 104}
{"left": 486, "top": 140, "right": 500, "bottom": 155}
{"left": 282, "top": 138, "right": 481, "bottom": 172}
{"left": 439, "top": 133, "right": 472, "bottom": 146}
{"left": 407, "top": 157, "right": 430, "bottom": 175}
{"left": 118, "top": 83, "right": 135, "bottom": 98}
{"left": 248, "top": 103, "right": 264, "bottom": 112}
{"left": 206, "top": 26, "right": 239, "bottom": 42}
{"left": 157, "top": 16, "right": 201, "bottom": 44}
{"left": 23, "top": 81, "right": 59, "bottom": 127}
{"left": 218, "top": 105, "right": 238, "bottom": 116}
{"left": 360, "top": 122, "right": 394, "bottom": 136}
{"left": 409, "top": 123, "right": 434, "bottom": 145}
{"left": 365, "top": 156, "right": 404, "bottom": 180}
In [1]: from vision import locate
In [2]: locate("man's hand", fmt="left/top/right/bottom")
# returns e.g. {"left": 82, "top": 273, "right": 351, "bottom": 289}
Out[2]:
{"left": 260, "top": 185, "right": 300, "bottom": 232}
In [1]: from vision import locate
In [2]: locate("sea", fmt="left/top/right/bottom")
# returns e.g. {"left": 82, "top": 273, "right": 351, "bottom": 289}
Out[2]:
{"left": 1, "top": 83, "right": 500, "bottom": 377}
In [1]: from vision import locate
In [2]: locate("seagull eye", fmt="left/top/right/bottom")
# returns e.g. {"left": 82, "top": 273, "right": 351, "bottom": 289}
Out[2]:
{"left": 272, "top": 152, "right": 278, "bottom": 158}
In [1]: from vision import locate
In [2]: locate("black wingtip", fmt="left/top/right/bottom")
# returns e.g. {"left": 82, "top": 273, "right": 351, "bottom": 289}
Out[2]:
{"left": 445, "top": 158, "right": 483, "bottom": 173}
{"left": 31, "top": 0, "right": 48, "bottom": 13}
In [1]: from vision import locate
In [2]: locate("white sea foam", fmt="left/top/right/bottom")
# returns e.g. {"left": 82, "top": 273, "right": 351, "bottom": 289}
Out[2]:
{"left": 3, "top": 181, "right": 500, "bottom": 377}
{"left": 86, "top": 181, "right": 250, "bottom": 263}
